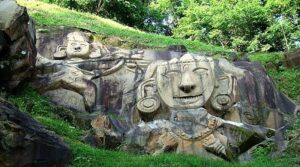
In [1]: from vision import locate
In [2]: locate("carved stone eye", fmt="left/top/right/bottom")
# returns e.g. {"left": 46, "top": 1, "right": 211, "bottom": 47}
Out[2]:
{"left": 163, "top": 70, "right": 181, "bottom": 78}
{"left": 193, "top": 68, "right": 208, "bottom": 75}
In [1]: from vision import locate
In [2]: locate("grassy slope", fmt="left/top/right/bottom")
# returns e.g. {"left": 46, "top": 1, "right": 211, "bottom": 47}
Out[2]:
{"left": 17, "top": 0, "right": 227, "bottom": 52}
{"left": 8, "top": 0, "right": 300, "bottom": 166}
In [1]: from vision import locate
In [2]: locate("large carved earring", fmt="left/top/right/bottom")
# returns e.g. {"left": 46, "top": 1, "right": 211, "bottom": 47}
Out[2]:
{"left": 53, "top": 46, "right": 67, "bottom": 60}
{"left": 136, "top": 79, "right": 160, "bottom": 114}
{"left": 137, "top": 96, "right": 160, "bottom": 114}
{"left": 210, "top": 74, "right": 237, "bottom": 111}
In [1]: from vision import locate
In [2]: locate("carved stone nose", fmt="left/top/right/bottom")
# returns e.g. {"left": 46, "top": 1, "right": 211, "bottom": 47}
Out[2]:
{"left": 179, "top": 84, "right": 196, "bottom": 93}
{"left": 179, "top": 72, "right": 196, "bottom": 93}
{"left": 74, "top": 46, "right": 81, "bottom": 51}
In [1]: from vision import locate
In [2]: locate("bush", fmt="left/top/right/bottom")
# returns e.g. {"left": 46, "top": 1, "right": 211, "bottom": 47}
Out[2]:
{"left": 171, "top": 0, "right": 300, "bottom": 52}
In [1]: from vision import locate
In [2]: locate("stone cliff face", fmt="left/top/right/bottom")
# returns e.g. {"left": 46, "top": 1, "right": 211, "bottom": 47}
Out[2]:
{"left": 0, "top": 0, "right": 36, "bottom": 89}
{"left": 0, "top": 98, "right": 71, "bottom": 167}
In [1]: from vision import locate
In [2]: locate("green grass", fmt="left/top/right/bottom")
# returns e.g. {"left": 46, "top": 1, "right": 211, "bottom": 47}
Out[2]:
{"left": 267, "top": 68, "right": 300, "bottom": 103}
{"left": 6, "top": 87, "right": 299, "bottom": 167}
{"left": 248, "top": 52, "right": 283, "bottom": 65}
{"left": 17, "top": 0, "right": 227, "bottom": 52}
{"left": 249, "top": 52, "right": 300, "bottom": 104}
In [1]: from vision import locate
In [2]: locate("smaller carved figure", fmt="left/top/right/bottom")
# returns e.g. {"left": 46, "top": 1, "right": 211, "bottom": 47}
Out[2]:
{"left": 53, "top": 32, "right": 109, "bottom": 60}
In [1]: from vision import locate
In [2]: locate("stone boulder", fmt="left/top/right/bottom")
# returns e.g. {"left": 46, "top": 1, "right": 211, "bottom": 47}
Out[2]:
{"left": 0, "top": 0, "right": 36, "bottom": 89}
{"left": 0, "top": 98, "right": 71, "bottom": 167}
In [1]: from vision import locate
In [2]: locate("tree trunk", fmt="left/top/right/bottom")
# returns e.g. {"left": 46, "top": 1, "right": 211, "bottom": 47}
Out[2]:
{"left": 96, "top": 0, "right": 105, "bottom": 15}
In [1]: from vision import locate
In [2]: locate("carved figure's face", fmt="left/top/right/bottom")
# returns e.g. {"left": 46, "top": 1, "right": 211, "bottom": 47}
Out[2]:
{"left": 156, "top": 54, "right": 215, "bottom": 109}
{"left": 66, "top": 40, "right": 90, "bottom": 58}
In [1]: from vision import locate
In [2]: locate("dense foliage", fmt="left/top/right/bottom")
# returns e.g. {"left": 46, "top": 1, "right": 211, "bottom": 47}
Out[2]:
{"left": 150, "top": 0, "right": 300, "bottom": 52}
{"left": 39, "top": 0, "right": 300, "bottom": 52}
{"left": 41, "top": 0, "right": 150, "bottom": 28}
{"left": 19, "top": 0, "right": 226, "bottom": 52}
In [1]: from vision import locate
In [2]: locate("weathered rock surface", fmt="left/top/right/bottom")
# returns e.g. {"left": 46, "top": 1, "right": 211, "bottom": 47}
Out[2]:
{"left": 284, "top": 49, "right": 300, "bottom": 68}
{"left": 44, "top": 88, "right": 87, "bottom": 112}
{"left": 167, "top": 45, "right": 187, "bottom": 53}
{"left": 0, "top": 0, "right": 36, "bottom": 89}
{"left": 0, "top": 98, "right": 71, "bottom": 167}
{"left": 32, "top": 30, "right": 298, "bottom": 161}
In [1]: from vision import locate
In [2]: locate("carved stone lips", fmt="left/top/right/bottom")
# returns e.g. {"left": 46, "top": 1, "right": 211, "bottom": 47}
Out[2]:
{"left": 173, "top": 94, "right": 202, "bottom": 103}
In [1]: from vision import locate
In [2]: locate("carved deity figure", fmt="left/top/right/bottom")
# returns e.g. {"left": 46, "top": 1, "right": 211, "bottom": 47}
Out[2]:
{"left": 53, "top": 32, "right": 109, "bottom": 60}
{"left": 148, "top": 54, "right": 227, "bottom": 156}
{"left": 156, "top": 54, "right": 215, "bottom": 109}
{"left": 66, "top": 32, "right": 91, "bottom": 58}
{"left": 136, "top": 54, "right": 239, "bottom": 120}
{"left": 126, "top": 53, "right": 279, "bottom": 160}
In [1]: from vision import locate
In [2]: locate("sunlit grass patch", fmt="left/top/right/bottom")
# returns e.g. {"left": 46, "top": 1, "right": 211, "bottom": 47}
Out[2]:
{"left": 248, "top": 52, "right": 284, "bottom": 65}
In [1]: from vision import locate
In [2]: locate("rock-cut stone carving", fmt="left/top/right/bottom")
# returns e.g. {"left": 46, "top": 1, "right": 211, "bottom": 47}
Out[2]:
{"left": 136, "top": 78, "right": 161, "bottom": 115}
{"left": 156, "top": 54, "right": 215, "bottom": 109}
{"left": 32, "top": 30, "right": 299, "bottom": 161}
{"left": 53, "top": 31, "right": 109, "bottom": 60}
{"left": 209, "top": 74, "right": 238, "bottom": 112}
{"left": 123, "top": 53, "right": 282, "bottom": 160}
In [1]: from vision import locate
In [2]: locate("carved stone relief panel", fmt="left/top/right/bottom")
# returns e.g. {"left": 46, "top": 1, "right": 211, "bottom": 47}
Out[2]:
{"left": 31, "top": 30, "right": 298, "bottom": 161}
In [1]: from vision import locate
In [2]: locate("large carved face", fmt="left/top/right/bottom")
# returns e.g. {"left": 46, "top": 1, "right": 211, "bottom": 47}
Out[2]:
{"left": 66, "top": 32, "right": 90, "bottom": 58}
{"left": 156, "top": 54, "right": 215, "bottom": 109}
